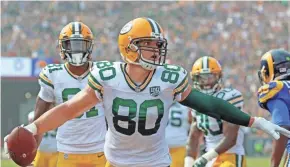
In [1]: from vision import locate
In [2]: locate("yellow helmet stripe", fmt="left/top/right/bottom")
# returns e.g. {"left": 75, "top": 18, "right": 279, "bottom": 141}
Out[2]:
{"left": 267, "top": 53, "right": 274, "bottom": 80}
{"left": 261, "top": 52, "right": 274, "bottom": 82}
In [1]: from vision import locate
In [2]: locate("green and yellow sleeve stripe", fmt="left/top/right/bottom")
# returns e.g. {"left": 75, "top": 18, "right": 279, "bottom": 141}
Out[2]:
{"left": 227, "top": 95, "right": 243, "bottom": 106}
{"left": 88, "top": 73, "right": 103, "bottom": 95}
{"left": 39, "top": 72, "right": 54, "bottom": 89}
{"left": 174, "top": 77, "right": 189, "bottom": 95}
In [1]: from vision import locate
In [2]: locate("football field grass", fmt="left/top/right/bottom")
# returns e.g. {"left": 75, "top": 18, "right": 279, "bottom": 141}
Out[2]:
{"left": 1, "top": 157, "right": 272, "bottom": 167}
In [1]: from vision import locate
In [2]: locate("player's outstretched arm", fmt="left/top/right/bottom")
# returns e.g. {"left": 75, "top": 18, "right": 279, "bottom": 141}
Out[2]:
{"left": 25, "top": 86, "right": 99, "bottom": 135}
{"left": 179, "top": 85, "right": 290, "bottom": 140}
{"left": 185, "top": 121, "right": 202, "bottom": 167}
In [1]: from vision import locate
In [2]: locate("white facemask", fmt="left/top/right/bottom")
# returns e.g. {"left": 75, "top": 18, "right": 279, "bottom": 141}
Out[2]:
{"left": 66, "top": 53, "right": 89, "bottom": 66}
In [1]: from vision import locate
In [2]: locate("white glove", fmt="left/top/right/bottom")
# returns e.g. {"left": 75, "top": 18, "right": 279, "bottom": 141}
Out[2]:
{"left": 184, "top": 156, "right": 195, "bottom": 167}
{"left": 251, "top": 117, "right": 290, "bottom": 140}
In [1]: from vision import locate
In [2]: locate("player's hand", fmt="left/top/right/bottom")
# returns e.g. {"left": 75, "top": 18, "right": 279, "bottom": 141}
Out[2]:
{"left": 251, "top": 117, "right": 290, "bottom": 140}
{"left": 192, "top": 157, "right": 207, "bottom": 167}
{"left": 3, "top": 135, "right": 10, "bottom": 159}
{"left": 184, "top": 156, "right": 194, "bottom": 167}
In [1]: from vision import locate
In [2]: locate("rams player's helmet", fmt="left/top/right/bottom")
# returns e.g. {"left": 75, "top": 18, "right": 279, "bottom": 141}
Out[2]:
{"left": 258, "top": 49, "right": 290, "bottom": 85}
{"left": 58, "top": 22, "right": 94, "bottom": 66}
{"left": 191, "top": 56, "right": 222, "bottom": 94}
{"left": 118, "top": 17, "right": 168, "bottom": 70}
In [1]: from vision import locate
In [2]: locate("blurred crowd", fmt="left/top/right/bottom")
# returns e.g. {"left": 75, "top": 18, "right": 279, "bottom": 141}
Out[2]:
{"left": 1, "top": 1, "right": 289, "bottom": 124}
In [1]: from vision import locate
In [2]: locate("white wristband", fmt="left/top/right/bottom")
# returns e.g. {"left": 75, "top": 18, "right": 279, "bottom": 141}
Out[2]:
{"left": 184, "top": 156, "right": 195, "bottom": 167}
{"left": 202, "top": 149, "right": 219, "bottom": 161}
{"left": 24, "top": 123, "right": 38, "bottom": 135}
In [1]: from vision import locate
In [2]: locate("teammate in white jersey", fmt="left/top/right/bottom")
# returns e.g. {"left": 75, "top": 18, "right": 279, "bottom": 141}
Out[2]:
{"left": 185, "top": 56, "right": 246, "bottom": 167}
{"left": 165, "top": 102, "right": 191, "bottom": 167}
{"left": 28, "top": 111, "right": 58, "bottom": 167}
{"left": 33, "top": 22, "right": 107, "bottom": 167}
{"left": 8, "top": 17, "right": 290, "bottom": 167}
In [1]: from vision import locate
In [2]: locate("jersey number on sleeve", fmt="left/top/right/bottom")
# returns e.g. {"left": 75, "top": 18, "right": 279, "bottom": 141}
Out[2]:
{"left": 47, "top": 64, "right": 63, "bottom": 73}
{"left": 112, "top": 97, "right": 164, "bottom": 136}
{"left": 62, "top": 88, "right": 98, "bottom": 118}
{"left": 196, "top": 112, "right": 223, "bottom": 136}
{"left": 161, "top": 64, "right": 181, "bottom": 84}
{"left": 96, "top": 61, "right": 116, "bottom": 81}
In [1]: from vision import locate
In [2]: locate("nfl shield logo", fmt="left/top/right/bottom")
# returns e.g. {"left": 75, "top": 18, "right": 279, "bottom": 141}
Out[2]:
{"left": 150, "top": 86, "right": 161, "bottom": 97}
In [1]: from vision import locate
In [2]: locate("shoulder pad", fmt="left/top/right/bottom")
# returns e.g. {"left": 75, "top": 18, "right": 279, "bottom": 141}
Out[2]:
{"left": 258, "top": 81, "right": 284, "bottom": 103}
{"left": 91, "top": 61, "right": 119, "bottom": 81}
{"left": 156, "top": 64, "right": 188, "bottom": 101}
{"left": 220, "top": 88, "right": 243, "bottom": 108}
{"left": 164, "top": 64, "right": 188, "bottom": 94}
{"left": 89, "top": 61, "right": 119, "bottom": 95}
{"left": 38, "top": 64, "right": 57, "bottom": 89}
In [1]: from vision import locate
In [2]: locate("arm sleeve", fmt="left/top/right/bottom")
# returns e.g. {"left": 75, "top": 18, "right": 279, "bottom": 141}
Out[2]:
{"left": 173, "top": 67, "right": 189, "bottom": 101}
{"left": 38, "top": 66, "right": 55, "bottom": 102}
{"left": 88, "top": 71, "right": 104, "bottom": 101}
{"left": 180, "top": 88, "right": 251, "bottom": 127}
{"left": 38, "top": 87, "right": 54, "bottom": 102}
{"left": 267, "top": 99, "right": 290, "bottom": 126}
{"left": 226, "top": 89, "right": 244, "bottom": 110}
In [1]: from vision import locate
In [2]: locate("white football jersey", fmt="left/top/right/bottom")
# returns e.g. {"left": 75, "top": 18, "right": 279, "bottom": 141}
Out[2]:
{"left": 38, "top": 62, "right": 106, "bottom": 154}
{"left": 88, "top": 61, "right": 189, "bottom": 167}
{"left": 165, "top": 102, "right": 190, "bottom": 148}
{"left": 192, "top": 88, "right": 245, "bottom": 155}
{"left": 28, "top": 111, "right": 57, "bottom": 152}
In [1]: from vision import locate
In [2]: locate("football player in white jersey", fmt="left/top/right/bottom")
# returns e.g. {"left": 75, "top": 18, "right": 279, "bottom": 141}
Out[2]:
{"left": 165, "top": 102, "right": 191, "bottom": 167}
{"left": 28, "top": 111, "right": 58, "bottom": 167}
{"left": 7, "top": 17, "right": 290, "bottom": 167}
{"left": 185, "top": 56, "right": 247, "bottom": 167}
{"left": 24, "top": 22, "right": 107, "bottom": 167}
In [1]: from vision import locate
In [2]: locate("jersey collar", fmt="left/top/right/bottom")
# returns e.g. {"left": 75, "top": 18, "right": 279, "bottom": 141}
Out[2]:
{"left": 120, "top": 63, "right": 156, "bottom": 92}
{"left": 64, "top": 62, "right": 91, "bottom": 81}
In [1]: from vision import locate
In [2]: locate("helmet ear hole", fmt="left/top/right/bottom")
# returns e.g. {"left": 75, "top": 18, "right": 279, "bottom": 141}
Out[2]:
{"left": 128, "top": 44, "right": 138, "bottom": 52}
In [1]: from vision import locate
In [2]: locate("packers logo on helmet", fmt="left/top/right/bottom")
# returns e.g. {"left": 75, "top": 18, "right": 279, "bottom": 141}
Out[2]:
{"left": 118, "top": 17, "right": 168, "bottom": 70}
{"left": 258, "top": 49, "right": 290, "bottom": 84}
{"left": 58, "top": 22, "right": 94, "bottom": 66}
{"left": 191, "top": 56, "right": 222, "bottom": 94}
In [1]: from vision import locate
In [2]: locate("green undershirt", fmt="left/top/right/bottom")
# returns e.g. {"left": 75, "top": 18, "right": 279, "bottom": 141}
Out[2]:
{"left": 180, "top": 89, "right": 251, "bottom": 127}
